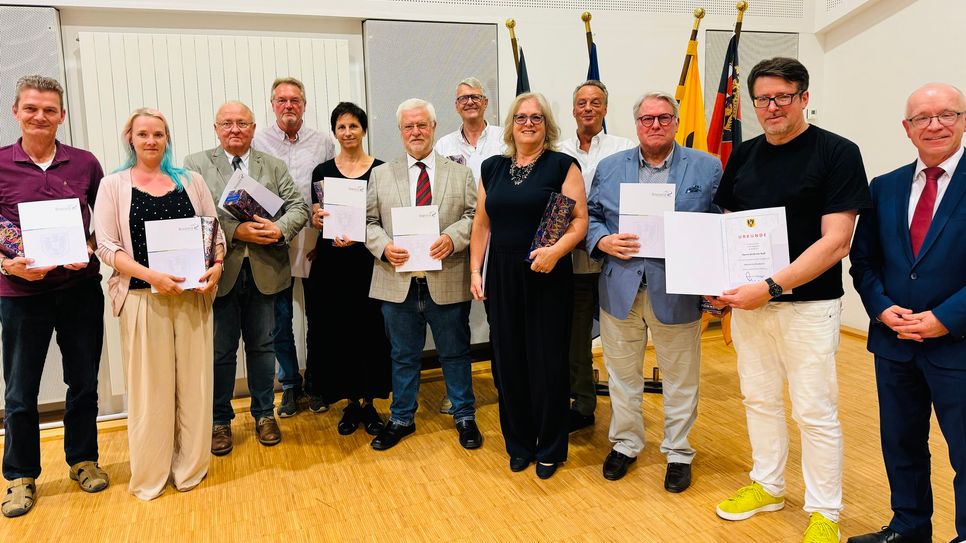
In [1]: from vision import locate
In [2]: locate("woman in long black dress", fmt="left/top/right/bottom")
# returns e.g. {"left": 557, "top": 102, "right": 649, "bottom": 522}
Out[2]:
{"left": 306, "top": 102, "right": 390, "bottom": 436}
{"left": 469, "top": 92, "right": 588, "bottom": 479}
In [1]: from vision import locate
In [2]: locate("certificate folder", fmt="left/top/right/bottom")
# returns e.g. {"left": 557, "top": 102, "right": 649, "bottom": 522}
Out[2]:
{"left": 665, "top": 207, "right": 791, "bottom": 296}
{"left": 527, "top": 192, "right": 575, "bottom": 263}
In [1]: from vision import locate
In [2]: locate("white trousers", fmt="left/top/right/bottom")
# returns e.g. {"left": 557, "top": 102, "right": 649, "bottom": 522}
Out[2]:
{"left": 600, "top": 288, "right": 702, "bottom": 463}
{"left": 731, "top": 299, "right": 844, "bottom": 521}
{"left": 119, "top": 290, "right": 213, "bottom": 501}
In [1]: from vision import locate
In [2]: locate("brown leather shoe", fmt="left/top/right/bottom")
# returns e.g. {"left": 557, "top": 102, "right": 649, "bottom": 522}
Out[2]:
{"left": 256, "top": 416, "right": 282, "bottom": 446}
{"left": 211, "top": 424, "right": 233, "bottom": 456}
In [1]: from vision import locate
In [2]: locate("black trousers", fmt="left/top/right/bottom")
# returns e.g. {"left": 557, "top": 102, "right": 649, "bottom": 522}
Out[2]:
{"left": 485, "top": 247, "right": 573, "bottom": 463}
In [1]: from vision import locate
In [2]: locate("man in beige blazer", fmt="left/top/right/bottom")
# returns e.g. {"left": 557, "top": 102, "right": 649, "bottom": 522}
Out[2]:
{"left": 365, "top": 98, "right": 482, "bottom": 451}
{"left": 184, "top": 101, "right": 308, "bottom": 456}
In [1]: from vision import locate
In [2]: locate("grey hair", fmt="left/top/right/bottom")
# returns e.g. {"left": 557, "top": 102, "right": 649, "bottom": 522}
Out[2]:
{"left": 271, "top": 77, "right": 306, "bottom": 100}
{"left": 632, "top": 91, "right": 679, "bottom": 119}
{"left": 14, "top": 75, "right": 65, "bottom": 109}
{"left": 457, "top": 77, "right": 487, "bottom": 97}
{"left": 572, "top": 80, "right": 609, "bottom": 105}
{"left": 396, "top": 98, "right": 437, "bottom": 125}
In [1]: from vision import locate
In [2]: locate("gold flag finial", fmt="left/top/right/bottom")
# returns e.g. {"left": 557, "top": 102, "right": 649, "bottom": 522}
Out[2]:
{"left": 581, "top": 11, "right": 592, "bottom": 22}
{"left": 737, "top": 1, "right": 748, "bottom": 12}
{"left": 694, "top": 7, "right": 705, "bottom": 18}
{"left": 506, "top": 18, "right": 516, "bottom": 30}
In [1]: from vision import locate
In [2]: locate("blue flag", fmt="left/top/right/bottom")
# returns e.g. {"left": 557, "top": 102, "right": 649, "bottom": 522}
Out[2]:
{"left": 516, "top": 47, "right": 530, "bottom": 96}
{"left": 586, "top": 42, "right": 606, "bottom": 133}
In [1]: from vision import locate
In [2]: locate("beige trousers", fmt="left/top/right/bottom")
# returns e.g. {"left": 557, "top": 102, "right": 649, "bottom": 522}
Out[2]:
{"left": 119, "top": 290, "right": 213, "bottom": 501}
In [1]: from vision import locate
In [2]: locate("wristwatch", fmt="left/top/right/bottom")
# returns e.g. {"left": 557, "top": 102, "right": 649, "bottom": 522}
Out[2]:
{"left": 765, "top": 277, "right": 783, "bottom": 298}
{"left": 0, "top": 256, "right": 9, "bottom": 276}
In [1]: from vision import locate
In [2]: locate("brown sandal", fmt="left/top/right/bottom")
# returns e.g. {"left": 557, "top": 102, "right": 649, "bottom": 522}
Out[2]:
{"left": 2, "top": 478, "right": 36, "bottom": 518}
{"left": 69, "top": 461, "right": 109, "bottom": 493}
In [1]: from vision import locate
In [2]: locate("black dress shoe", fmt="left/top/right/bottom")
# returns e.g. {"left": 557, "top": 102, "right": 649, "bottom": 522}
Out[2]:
{"left": 359, "top": 402, "right": 385, "bottom": 436}
{"left": 847, "top": 527, "right": 929, "bottom": 543}
{"left": 568, "top": 409, "right": 595, "bottom": 433}
{"left": 455, "top": 419, "right": 483, "bottom": 449}
{"left": 664, "top": 462, "right": 692, "bottom": 493}
{"left": 536, "top": 462, "right": 559, "bottom": 480}
{"left": 370, "top": 421, "right": 415, "bottom": 451}
{"left": 509, "top": 457, "right": 532, "bottom": 472}
{"left": 602, "top": 449, "right": 637, "bottom": 481}
{"left": 337, "top": 402, "right": 361, "bottom": 435}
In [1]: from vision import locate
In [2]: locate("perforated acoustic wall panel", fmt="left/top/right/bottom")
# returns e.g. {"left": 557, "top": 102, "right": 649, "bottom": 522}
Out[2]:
{"left": 0, "top": 6, "right": 70, "bottom": 146}
{"left": 385, "top": 0, "right": 804, "bottom": 18}
{"left": 704, "top": 30, "right": 798, "bottom": 140}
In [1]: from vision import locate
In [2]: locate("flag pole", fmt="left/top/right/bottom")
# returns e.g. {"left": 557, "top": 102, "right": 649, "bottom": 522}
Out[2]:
{"left": 734, "top": 1, "right": 748, "bottom": 45}
{"left": 675, "top": 8, "right": 706, "bottom": 103}
{"left": 506, "top": 19, "right": 520, "bottom": 74}
{"left": 581, "top": 11, "right": 593, "bottom": 58}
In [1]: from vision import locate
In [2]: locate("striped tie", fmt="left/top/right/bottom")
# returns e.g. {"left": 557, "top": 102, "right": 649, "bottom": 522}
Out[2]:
{"left": 415, "top": 161, "right": 432, "bottom": 206}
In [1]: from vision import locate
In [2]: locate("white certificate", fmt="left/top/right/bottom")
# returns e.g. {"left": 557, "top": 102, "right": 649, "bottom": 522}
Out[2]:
{"left": 145, "top": 217, "right": 207, "bottom": 292}
{"left": 218, "top": 169, "right": 284, "bottom": 218}
{"left": 391, "top": 205, "right": 442, "bottom": 272}
{"left": 18, "top": 198, "right": 89, "bottom": 268}
{"left": 618, "top": 183, "right": 675, "bottom": 258}
{"left": 288, "top": 228, "right": 320, "bottom": 278}
{"left": 322, "top": 177, "right": 367, "bottom": 242}
{"left": 664, "top": 207, "right": 790, "bottom": 295}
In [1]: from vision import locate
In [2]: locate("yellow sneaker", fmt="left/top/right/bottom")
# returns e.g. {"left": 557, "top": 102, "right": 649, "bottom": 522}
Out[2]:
{"left": 715, "top": 482, "right": 785, "bottom": 520}
{"left": 802, "top": 512, "right": 840, "bottom": 543}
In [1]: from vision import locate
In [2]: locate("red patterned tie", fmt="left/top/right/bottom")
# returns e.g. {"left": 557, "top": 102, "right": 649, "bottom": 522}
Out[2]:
{"left": 415, "top": 161, "right": 432, "bottom": 206}
{"left": 910, "top": 166, "right": 944, "bottom": 256}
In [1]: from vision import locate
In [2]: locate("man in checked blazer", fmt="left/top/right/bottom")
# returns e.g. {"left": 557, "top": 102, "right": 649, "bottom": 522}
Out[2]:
{"left": 184, "top": 101, "right": 308, "bottom": 456}
{"left": 365, "top": 98, "right": 482, "bottom": 452}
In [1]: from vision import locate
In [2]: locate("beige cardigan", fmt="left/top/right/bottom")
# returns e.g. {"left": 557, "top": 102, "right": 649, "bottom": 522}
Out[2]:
{"left": 93, "top": 169, "right": 226, "bottom": 316}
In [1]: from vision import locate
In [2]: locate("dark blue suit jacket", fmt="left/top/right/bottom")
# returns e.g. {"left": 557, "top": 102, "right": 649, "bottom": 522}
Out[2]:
{"left": 850, "top": 151, "right": 966, "bottom": 367}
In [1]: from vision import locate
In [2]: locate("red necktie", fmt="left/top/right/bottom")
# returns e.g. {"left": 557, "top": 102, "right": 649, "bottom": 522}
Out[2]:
{"left": 415, "top": 161, "right": 432, "bottom": 206}
{"left": 910, "top": 166, "right": 944, "bottom": 256}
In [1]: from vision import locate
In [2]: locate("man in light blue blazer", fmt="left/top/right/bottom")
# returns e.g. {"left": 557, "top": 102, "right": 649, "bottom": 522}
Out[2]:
{"left": 586, "top": 91, "right": 721, "bottom": 491}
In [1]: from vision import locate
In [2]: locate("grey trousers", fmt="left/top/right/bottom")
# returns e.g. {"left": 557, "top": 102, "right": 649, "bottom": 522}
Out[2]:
{"left": 599, "top": 288, "right": 701, "bottom": 464}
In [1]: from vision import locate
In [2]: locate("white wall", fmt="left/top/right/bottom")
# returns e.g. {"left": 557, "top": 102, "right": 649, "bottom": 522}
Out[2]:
{"left": 819, "top": 0, "right": 966, "bottom": 329}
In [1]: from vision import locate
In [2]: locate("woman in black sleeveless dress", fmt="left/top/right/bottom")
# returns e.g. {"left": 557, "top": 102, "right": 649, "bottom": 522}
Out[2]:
{"left": 469, "top": 93, "right": 588, "bottom": 479}
{"left": 305, "top": 103, "right": 391, "bottom": 436}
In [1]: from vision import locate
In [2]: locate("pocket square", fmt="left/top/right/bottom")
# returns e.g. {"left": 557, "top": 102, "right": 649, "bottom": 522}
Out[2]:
{"left": 685, "top": 184, "right": 702, "bottom": 194}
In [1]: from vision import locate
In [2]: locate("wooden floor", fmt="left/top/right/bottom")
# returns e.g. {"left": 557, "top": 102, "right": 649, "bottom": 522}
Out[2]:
{"left": 1, "top": 330, "right": 956, "bottom": 542}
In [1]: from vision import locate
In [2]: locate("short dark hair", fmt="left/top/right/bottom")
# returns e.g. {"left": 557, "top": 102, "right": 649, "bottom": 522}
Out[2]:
{"left": 747, "top": 57, "right": 810, "bottom": 96}
{"left": 330, "top": 102, "right": 368, "bottom": 132}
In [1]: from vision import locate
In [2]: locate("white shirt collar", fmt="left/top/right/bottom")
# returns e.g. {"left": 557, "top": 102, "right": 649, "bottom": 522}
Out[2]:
{"left": 407, "top": 152, "right": 436, "bottom": 171}
{"left": 914, "top": 146, "right": 964, "bottom": 181}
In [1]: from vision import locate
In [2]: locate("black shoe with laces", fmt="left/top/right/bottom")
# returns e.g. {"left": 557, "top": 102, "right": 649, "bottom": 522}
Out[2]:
{"left": 337, "top": 402, "right": 361, "bottom": 435}
{"left": 277, "top": 388, "right": 301, "bottom": 418}
{"left": 359, "top": 402, "right": 385, "bottom": 436}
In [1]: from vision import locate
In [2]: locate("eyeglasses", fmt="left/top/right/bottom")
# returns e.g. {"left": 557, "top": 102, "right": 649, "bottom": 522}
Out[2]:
{"left": 513, "top": 114, "right": 545, "bottom": 125}
{"left": 636, "top": 114, "right": 675, "bottom": 127}
{"left": 456, "top": 94, "right": 484, "bottom": 105}
{"left": 401, "top": 123, "right": 431, "bottom": 134}
{"left": 907, "top": 111, "right": 965, "bottom": 129}
{"left": 751, "top": 93, "right": 801, "bottom": 109}
{"left": 215, "top": 121, "right": 254, "bottom": 130}
{"left": 273, "top": 98, "right": 304, "bottom": 106}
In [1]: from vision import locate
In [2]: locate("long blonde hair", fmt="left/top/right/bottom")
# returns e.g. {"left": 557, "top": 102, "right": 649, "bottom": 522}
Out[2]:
{"left": 502, "top": 92, "right": 559, "bottom": 157}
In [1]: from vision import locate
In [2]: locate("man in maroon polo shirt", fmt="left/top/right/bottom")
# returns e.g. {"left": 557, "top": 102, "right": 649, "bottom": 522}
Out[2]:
{"left": 0, "top": 75, "right": 108, "bottom": 518}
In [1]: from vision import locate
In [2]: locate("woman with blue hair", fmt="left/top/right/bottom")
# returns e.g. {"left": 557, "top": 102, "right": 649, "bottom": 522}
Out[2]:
{"left": 93, "top": 108, "right": 225, "bottom": 500}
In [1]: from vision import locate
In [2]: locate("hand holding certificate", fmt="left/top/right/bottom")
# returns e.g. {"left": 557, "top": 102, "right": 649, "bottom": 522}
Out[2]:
{"left": 391, "top": 206, "right": 442, "bottom": 272}
{"left": 321, "top": 177, "right": 367, "bottom": 242}
{"left": 618, "top": 183, "right": 675, "bottom": 258}
{"left": 664, "top": 207, "right": 791, "bottom": 296}
{"left": 18, "top": 198, "right": 89, "bottom": 268}
{"left": 145, "top": 217, "right": 211, "bottom": 294}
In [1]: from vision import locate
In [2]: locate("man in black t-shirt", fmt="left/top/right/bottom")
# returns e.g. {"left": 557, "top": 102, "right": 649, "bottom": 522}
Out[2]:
{"left": 708, "top": 58, "right": 871, "bottom": 542}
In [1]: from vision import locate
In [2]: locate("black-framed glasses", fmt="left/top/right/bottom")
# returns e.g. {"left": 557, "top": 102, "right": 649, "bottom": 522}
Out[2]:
{"left": 456, "top": 94, "right": 484, "bottom": 105}
{"left": 636, "top": 114, "right": 675, "bottom": 127}
{"left": 513, "top": 114, "right": 545, "bottom": 125}
{"left": 907, "top": 111, "right": 965, "bottom": 129}
{"left": 751, "top": 93, "right": 801, "bottom": 109}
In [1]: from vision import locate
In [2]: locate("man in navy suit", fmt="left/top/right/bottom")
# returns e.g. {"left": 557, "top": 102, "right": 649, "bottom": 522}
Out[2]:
{"left": 849, "top": 83, "right": 966, "bottom": 543}
{"left": 586, "top": 91, "right": 721, "bottom": 491}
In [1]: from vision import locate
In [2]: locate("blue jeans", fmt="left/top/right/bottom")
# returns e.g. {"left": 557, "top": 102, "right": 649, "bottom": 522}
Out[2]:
{"left": 213, "top": 261, "right": 278, "bottom": 424}
{"left": 1, "top": 279, "right": 103, "bottom": 480}
{"left": 380, "top": 279, "right": 475, "bottom": 426}
{"left": 272, "top": 282, "right": 303, "bottom": 391}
